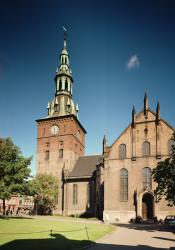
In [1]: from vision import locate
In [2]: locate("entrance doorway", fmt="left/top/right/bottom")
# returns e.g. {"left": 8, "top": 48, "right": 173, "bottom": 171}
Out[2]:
{"left": 142, "top": 193, "right": 154, "bottom": 220}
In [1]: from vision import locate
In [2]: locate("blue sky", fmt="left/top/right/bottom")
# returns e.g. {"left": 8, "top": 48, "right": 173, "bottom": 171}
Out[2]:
{"left": 0, "top": 0, "right": 175, "bottom": 174}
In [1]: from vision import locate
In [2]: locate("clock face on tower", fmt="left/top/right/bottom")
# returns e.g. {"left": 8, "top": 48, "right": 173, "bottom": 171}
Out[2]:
{"left": 50, "top": 125, "right": 59, "bottom": 135}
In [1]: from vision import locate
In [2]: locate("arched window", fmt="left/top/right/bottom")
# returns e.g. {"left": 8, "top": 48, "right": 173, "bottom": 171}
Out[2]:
{"left": 59, "top": 79, "right": 62, "bottom": 90}
{"left": 168, "top": 139, "right": 175, "bottom": 155}
{"left": 45, "top": 150, "right": 49, "bottom": 160}
{"left": 45, "top": 143, "right": 49, "bottom": 160}
{"left": 54, "top": 103, "right": 59, "bottom": 112}
{"left": 65, "top": 79, "right": 68, "bottom": 91}
{"left": 119, "top": 144, "right": 126, "bottom": 159}
{"left": 120, "top": 168, "right": 128, "bottom": 201}
{"left": 142, "top": 141, "right": 150, "bottom": 156}
{"left": 66, "top": 104, "right": 71, "bottom": 113}
{"left": 73, "top": 184, "right": 78, "bottom": 205}
{"left": 143, "top": 167, "right": 152, "bottom": 189}
{"left": 59, "top": 149, "right": 63, "bottom": 159}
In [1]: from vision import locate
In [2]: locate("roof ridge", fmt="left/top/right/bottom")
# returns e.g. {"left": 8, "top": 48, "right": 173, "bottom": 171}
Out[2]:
{"left": 79, "top": 154, "right": 101, "bottom": 157}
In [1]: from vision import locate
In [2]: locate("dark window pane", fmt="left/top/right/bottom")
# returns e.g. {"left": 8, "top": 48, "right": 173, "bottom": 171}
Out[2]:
{"left": 59, "top": 149, "right": 63, "bottom": 158}
{"left": 59, "top": 79, "right": 62, "bottom": 90}
{"left": 65, "top": 79, "right": 68, "bottom": 91}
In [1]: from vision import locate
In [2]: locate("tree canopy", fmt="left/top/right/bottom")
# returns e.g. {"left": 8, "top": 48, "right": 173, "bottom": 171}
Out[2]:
{"left": 152, "top": 132, "right": 175, "bottom": 206}
{"left": 29, "top": 174, "right": 59, "bottom": 215}
{"left": 0, "top": 137, "right": 32, "bottom": 214}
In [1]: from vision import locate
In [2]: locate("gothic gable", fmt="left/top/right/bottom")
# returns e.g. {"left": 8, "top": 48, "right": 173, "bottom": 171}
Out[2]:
{"left": 108, "top": 108, "right": 174, "bottom": 160}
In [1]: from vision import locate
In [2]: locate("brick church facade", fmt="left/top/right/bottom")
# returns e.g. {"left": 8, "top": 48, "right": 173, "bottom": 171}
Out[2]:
{"left": 36, "top": 36, "right": 174, "bottom": 222}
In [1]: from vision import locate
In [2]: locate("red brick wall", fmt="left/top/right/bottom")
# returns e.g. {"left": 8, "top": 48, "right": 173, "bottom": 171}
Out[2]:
{"left": 36, "top": 116, "right": 86, "bottom": 213}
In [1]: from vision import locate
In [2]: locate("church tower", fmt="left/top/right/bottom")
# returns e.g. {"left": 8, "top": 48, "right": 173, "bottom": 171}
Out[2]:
{"left": 36, "top": 34, "right": 86, "bottom": 213}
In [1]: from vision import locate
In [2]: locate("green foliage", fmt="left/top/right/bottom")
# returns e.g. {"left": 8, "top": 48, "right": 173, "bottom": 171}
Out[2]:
{"left": 0, "top": 137, "right": 32, "bottom": 202}
{"left": 152, "top": 132, "right": 175, "bottom": 206}
{"left": 30, "top": 174, "right": 59, "bottom": 214}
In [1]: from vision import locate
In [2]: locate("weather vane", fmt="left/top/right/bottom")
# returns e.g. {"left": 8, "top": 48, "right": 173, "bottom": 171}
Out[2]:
{"left": 62, "top": 26, "right": 67, "bottom": 40}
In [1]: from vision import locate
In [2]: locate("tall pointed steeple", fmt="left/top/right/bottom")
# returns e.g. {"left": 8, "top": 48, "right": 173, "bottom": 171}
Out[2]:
{"left": 55, "top": 32, "right": 72, "bottom": 96}
{"left": 36, "top": 30, "right": 86, "bottom": 216}
{"left": 144, "top": 92, "right": 148, "bottom": 116}
{"left": 47, "top": 33, "right": 78, "bottom": 118}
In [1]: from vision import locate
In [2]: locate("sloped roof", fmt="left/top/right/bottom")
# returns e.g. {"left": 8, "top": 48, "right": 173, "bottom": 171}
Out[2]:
{"left": 67, "top": 155, "right": 102, "bottom": 178}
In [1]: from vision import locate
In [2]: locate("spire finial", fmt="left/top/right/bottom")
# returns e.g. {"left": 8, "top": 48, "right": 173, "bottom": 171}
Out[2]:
{"left": 103, "top": 135, "right": 107, "bottom": 157}
{"left": 103, "top": 135, "right": 107, "bottom": 146}
{"left": 132, "top": 105, "right": 136, "bottom": 128}
{"left": 132, "top": 104, "right": 136, "bottom": 114}
{"left": 62, "top": 26, "right": 67, "bottom": 49}
{"left": 144, "top": 91, "right": 148, "bottom": 115}
{"left": 156, "top": 101, "right": 160, "bottom": 123}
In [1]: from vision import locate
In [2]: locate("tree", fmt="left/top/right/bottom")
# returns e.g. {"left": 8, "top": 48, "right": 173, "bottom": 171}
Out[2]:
{"left": 152, "top": 132, "right": 175, "bottom": 206}
{"left": 0, "top": 137, "right": 32, "bottom": 214}
{"left": 29, "top": 174, "right": 59, "bottom": 215}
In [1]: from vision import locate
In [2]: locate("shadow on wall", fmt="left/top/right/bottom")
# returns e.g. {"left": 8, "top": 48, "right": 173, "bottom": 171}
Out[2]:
{"left": 1, "top": 235, "right": 175, "bottom": 250}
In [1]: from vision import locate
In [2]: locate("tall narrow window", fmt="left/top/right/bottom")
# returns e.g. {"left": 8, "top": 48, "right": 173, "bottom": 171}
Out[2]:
{"left": 65, "top": 79, "right": 68, "bottom": 91}
{"left": 59, "top": 149, "right": 63, "bottom": 158}
{"left": 45, "top": 150, "right": 49, "bottom": 160}
{"left": 168, "top": 139, "right": 174, "bottom": 155}
{"left": 142, "top": 141, "right": 150, "bottom": 156}
{"left": 59, "top": 79, "right": 62, "bottom": 90}
{"left": 54, "top": 104, "right": 59, "bottom": 112}
{"left": 120, "top": 168, "right": 128, "bottom": 201}
{"left": 143, "top": 167, "right": 152, "bottom": 189}
{"left": 87, "top": 183, "right": 90, "bottom": 207}
{"left": 119, "top": 144, "right": 126, "bottom": 159}
{"left": 73, "top": 184, "right": 78, "bottom": 205}
{"left": 66, "top": 105, "right": 71, "bottom": 113}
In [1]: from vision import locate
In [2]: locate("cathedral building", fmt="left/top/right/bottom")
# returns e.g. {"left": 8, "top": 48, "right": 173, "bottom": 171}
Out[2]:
{"left": 36, "top": 36, "right": 174, "bottom": 221}
{"left": 102, "top": 94, "right": 174, "bottom": 222}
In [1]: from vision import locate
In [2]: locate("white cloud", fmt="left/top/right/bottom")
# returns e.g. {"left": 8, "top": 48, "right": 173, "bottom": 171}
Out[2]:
{"left": 126, "top": 54, "right": 140, "bottom": 69}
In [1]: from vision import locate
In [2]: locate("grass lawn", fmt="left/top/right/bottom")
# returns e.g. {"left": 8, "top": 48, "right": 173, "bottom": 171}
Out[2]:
{"left": 0, "top": 216, "right": 114, "bottom": 250}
